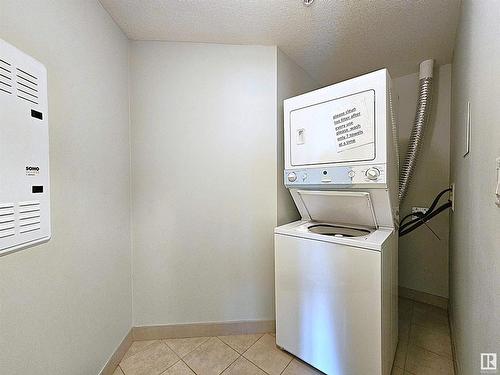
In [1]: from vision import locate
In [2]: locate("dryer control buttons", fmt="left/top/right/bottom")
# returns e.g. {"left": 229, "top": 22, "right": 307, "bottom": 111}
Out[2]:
{"left": 287, "top": 172, "right": 297, "bottom": 182}
{"left": 366, "top": 167, "right": 380, "bottom": 180}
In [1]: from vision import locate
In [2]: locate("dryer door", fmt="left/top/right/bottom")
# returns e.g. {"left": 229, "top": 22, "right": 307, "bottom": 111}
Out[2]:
{"left": 291, "top": 190, "right": 378, "bottom": 228}
{"left": 289, "top": 90, "right": 375, "bottom": 167}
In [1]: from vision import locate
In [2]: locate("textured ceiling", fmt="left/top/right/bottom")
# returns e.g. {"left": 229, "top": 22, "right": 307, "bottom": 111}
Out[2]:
{"left": 100, "top": 0, "right": 461, "bottom": 84}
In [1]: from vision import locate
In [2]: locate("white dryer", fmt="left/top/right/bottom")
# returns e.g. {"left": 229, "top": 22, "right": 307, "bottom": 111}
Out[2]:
{"left": 275, "top": 69, "right": 398, "bottom": 375}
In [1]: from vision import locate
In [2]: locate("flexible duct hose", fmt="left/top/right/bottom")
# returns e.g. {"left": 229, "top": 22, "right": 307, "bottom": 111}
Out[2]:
{"left": 398, "top": 59, "right": 434, "bottom": 203}
{"left": 389, "top": 86, "right": 400, "bottom": 172}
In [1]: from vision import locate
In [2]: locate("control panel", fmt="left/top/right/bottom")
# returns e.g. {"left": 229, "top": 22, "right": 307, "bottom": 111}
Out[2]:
{"left": 285, "top": 165, "right": 386, "bottom": 187}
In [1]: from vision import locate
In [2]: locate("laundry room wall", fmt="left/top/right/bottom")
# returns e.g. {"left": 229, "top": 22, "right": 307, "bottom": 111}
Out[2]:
{"left": 0, "top": 1, "right": 132, "bottom": 375}
{"left": 449, "top": 1, "right": 500, "bottom": 374}
{"left": 277, "top": 49, "right": 319, "bottom": 226}
{"left": 392, "top": 64, "right": 452, "bottom": 299}
{"left": 130, "top": 41, "right": 279, "bottom": 326}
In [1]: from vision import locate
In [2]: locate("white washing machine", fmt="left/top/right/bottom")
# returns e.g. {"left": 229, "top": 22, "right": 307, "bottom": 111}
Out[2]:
{"left": 275, "top": 69, "right": 398, "bottom": 375}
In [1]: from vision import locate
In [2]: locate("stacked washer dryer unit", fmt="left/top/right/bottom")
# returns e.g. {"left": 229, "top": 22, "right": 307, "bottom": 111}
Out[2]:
{"left": 274, "top": 69, "right": 398, "bottom": 375}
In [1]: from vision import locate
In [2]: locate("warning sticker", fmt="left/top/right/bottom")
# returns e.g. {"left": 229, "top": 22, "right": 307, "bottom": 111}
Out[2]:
{"left": 332, "top": 94, "right": 374, "bottom": 152}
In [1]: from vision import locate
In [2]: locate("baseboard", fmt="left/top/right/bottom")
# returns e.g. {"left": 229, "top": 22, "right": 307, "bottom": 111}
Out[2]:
{"left": 99, "top": 329, "right": 133, "bottom": 375}
{"left": 98, "top": 320, "right": 274, "bottom": 374}
{"left": 399, "top": 286, "right": 449, "bottom": 310}
{"left": 133, "top": 319, "right": 276, "bottom": 341}
{"left": 448, "top": 308, "right": 461, "bottom": 375}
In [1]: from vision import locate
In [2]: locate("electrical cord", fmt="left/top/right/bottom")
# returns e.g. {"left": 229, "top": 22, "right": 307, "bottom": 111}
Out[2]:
{"left": 399, "top": 210, "right": 423, "bottom": 227}
{"left": 399, "top": 201, "right": 451, "bottom": 237}
{"left": 398, "top": 187, "right": 452, "bottom": 237}
{"left": 401, "top": 187, "right": 451, "bottom": 228}
{"left": 399, "top": 187, "right": 451, "bottom": 232}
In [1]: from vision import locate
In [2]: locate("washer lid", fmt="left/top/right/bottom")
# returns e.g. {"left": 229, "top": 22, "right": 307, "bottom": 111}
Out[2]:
{"left": 291, "top": 190, "right": 378, "bottom": 228}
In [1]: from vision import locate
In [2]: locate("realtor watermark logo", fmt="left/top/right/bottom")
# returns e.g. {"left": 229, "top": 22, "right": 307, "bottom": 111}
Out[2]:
{"left": 481, "top": 353, "right": 497, "bottom": 373}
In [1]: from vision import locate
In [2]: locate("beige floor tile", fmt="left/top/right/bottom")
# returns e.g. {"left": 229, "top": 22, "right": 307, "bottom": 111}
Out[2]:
{"left": 221, "top": 356, "right": 267, "bottom": 375}
{"left": 243, "top": 333, "right": 292, "bottom": 375}
{"left": 165, "top": 337, "right": 210, "bottom": 358}
{"left": 412, "top": 302, "right": 449, "bottom": 332}
{"left": 405, "top": 345, "right": 454, "bottom": 375}
{"left": 399, "top": 298, "right": 413, "bottom": 343}
{"left": 394, "top": 340, "right": 408, "bottom": 369}
{"left": 113, "top": 366, "right": 125, "bottom": 375}
{"left": 282, "top": 358, "right": 324, "bottom": 374}
{"left": 120, "top": 341, "right": 179, "bottom": 375}
{"left": 391, "top": 367, "right": 404, "bottom": 375}
{"left": 218, "top": 334, "right": 263, "bottom": 354}
{"left": 160, "top": 360, "right": 195, "bottom": 375}
{"left": 183, "top": 337, "right": 239, "bottom": 375}
{"left": 124, "top": 340, "right": 159, "bottom": 360}
{"left": 410, "top": 324, "right": 452, "bottom": 358}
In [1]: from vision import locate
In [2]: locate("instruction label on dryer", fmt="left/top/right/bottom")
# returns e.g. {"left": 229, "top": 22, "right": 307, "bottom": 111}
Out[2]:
{"left": 332, "top": 91, "right": 374, "bottom": 152}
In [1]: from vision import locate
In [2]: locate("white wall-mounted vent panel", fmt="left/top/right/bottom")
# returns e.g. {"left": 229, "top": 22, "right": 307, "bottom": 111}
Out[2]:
{"left": 0, "top": 39, "right": 51, "bottom": 256}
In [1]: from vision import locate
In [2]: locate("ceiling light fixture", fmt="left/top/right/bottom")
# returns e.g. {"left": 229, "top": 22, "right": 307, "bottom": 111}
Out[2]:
{"left": 303, "top": 0, "right": 314, "bottom": 6}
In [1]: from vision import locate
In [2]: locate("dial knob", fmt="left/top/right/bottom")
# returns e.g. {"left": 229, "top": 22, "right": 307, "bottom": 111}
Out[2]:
{"left": 287, "top": 172, "right": 297, "bottom": 182}
{"left": 366, "top": 168, "right": 380, "bottom": 180}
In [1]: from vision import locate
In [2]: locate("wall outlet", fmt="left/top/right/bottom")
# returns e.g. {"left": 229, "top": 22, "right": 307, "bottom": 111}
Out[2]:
{"left": 450, "top": 183, "right": 455, "bottom": 212}
{"left": 411, "top": 206, "right": 429, "bottom": 220}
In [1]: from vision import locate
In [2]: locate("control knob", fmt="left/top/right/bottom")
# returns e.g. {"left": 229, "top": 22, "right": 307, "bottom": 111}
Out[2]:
{"left": 287, "top": 172, "right": 297, "bottom": 182}
{"left": 366, "top": 167, "right": 380, "bottom": 180}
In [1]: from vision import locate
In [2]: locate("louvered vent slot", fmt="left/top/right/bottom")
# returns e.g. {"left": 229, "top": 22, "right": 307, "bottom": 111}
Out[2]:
{"left": 19, "top": 201, "right": 41, "bottom": 233}
{"left": 0, "top": 58, "right": 13, "bottom": 95}
{"left": 16, "top": 67, "right": 38, "bottom": 104}
{"left": 0, "top": 203, "right": 15, "bottom": 238}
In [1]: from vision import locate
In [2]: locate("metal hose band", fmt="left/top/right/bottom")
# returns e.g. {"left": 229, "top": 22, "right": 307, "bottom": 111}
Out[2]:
{"left": 398, "top": 76, "right": 433, "bottom": 202}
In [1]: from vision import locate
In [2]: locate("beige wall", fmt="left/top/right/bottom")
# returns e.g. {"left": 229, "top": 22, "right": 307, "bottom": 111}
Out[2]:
{"left": 0, "top": 1, "right": 132, "bottom": 374}
{"left": 393, "top": 65, "right": 451, "bottom": 298}
{"left": 449, "top": 1, "right": 500, "bottom": 374}
{"left": 129, "top": 43, "right": 314, "bottom": 326}
{"left": 276, "top": 49, "right": 318, "bottom": 225}
{"left": 130, "top": 42, "right": 278, "bottom": 325}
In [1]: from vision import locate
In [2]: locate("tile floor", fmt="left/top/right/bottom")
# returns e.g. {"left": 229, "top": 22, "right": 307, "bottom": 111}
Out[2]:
{"left": 114, "top": 298, "right": 455, "bottom": 375}
{"left": 395, "top": 297, "right": 455, "bottom": 375}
